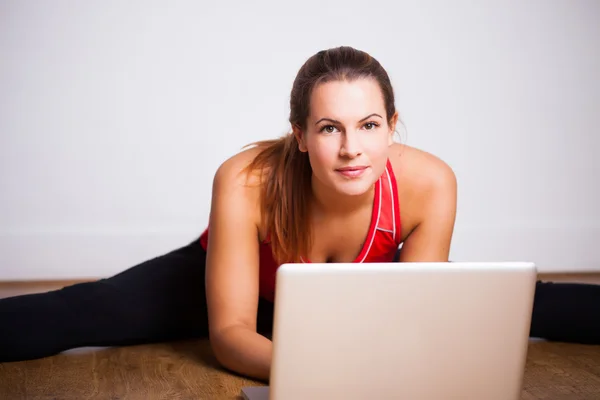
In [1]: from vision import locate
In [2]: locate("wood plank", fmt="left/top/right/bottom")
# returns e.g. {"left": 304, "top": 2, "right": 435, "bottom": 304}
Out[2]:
{"left": 1, "top": 339, "right": 599, "bottom": 399}
{"left": 0, "top": 340, "right": 263, "bottom": 400}
{"left": 1, "top": 275, "right": 600, "bottom": 399}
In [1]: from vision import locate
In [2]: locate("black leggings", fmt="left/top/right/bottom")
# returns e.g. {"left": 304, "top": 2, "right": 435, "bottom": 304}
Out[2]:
{"left": 0, "top": 239, "right": 274, "bottom": 362}
{"left": 1, "top": 239, "right": 599, "bottom": 362}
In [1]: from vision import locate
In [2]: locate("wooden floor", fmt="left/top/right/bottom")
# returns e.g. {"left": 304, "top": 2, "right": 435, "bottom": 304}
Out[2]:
{"left": 1, "top": 273, "right": 600, "bottom": 399}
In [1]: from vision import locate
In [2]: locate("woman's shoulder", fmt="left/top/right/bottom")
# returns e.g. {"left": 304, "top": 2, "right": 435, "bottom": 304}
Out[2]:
{"left": 210, "top": 146, "right": 264, "bottom": 228}
{"left": 388, "top": 143, "right": 456, "bottom": 189}
{"left": 388, "top": 143, "right": 457, "bottom": 239}
{"left": 213, "top": 145, "right": 264, "bottom": 186}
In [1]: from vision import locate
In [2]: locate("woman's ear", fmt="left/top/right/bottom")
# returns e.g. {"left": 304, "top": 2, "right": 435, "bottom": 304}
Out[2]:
{"left": 388, "top": 112, "right": 399, "bottom": 145}
{"left": 292, "top": 125, "right": 308, "bottom": 152}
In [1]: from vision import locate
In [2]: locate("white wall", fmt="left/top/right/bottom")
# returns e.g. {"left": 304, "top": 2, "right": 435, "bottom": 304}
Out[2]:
{"left": 1, "top": 0, "right": 598, "bottom": 279}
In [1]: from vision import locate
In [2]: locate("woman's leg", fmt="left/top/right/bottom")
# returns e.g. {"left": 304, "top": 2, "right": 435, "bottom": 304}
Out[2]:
{"left": 0, "top": 238, "right": 276, "bottom": 363}
{"left": 0, "top": 239, "right": 208, "bottom": 362}
{"left": 530, "top": 280, "right": 600, "bottom": 344}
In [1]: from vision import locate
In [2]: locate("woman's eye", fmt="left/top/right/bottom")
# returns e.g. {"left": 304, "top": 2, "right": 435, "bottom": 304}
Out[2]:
{"left": 320, "top": 123, "right": 378, "bottom": 133}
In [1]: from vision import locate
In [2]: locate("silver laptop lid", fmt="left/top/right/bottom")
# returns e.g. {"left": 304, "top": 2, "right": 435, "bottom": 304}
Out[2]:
{"left": 267, "top": 262, "right": 536, "bottom": 400}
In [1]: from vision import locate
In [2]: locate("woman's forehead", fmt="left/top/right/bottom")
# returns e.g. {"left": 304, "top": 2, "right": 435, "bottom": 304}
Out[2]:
{"left": 308, "top": 79, "right": 386, "bottom": 122}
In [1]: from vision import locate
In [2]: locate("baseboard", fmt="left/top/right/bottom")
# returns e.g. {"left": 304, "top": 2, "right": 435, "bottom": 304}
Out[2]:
{"left": 2, "top": 272, "right": 599, "bottom": 286}
{"left": 0, "top": 227, "right": 598, "bottom": 280}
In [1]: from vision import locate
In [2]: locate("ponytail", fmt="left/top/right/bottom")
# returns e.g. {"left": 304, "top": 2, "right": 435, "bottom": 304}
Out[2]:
{"left": 244, "top": 133, "right": 312, "bottom": 263}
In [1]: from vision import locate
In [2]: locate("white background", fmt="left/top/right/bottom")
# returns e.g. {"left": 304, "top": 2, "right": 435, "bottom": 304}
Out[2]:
{"left": 1, "top": 0, "right": 598, "bottom": 279}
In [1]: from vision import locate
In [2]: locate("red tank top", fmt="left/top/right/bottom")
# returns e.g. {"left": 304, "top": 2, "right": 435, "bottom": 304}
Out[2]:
{"left": 199, "top": 159, "right": 402, "bottom": 302}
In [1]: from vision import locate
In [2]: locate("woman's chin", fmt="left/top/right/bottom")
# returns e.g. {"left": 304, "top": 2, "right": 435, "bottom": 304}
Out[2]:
{"left": 332, "top": 180, "right": 376, "bottom": 197}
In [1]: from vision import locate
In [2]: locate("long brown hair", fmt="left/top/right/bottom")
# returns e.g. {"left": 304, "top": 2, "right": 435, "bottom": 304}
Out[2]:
{"left": 244, "top": 46, "right": 397, "bottom": 264}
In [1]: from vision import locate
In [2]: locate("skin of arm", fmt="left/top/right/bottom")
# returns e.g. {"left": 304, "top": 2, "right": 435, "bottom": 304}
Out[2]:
{"left": 205, "top": 151, "right": 273, "bottom": 382}
{"left": 391, "top": 144, "right": 458, "bottom": 262}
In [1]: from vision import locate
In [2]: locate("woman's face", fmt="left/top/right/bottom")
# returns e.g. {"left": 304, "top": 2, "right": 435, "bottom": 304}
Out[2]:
{"left": 294, "top": 78, "right": 397, "bottom": 197}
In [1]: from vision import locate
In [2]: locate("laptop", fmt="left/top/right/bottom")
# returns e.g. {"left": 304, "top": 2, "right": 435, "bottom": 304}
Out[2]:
{"left": 242, "top": 261, "right": 537, "bottom": 400}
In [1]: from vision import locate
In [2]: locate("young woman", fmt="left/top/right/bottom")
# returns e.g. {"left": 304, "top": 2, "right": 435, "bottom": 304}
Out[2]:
{"left": 1, "top": 46, "right": 598, "bottom": 382}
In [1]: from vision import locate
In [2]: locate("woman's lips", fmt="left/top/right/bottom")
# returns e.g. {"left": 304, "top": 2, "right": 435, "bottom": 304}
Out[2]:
{"left": 335, "top": 166, "right": 368, "bottom": 178}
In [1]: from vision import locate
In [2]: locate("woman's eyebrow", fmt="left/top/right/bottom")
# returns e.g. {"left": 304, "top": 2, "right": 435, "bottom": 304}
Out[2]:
{"left": 315, "top": 113, "right": 383, "bottom": 125}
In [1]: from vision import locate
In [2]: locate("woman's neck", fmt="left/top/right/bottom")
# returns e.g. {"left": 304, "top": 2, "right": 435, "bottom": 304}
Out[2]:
{"left": 310, "top": 175, "right": 375, "bottom": 217}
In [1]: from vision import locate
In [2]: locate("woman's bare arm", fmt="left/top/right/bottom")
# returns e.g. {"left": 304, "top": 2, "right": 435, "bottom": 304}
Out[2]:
{"left": 205, "top": 152, "right": 272, "bottom": 381}
{"left": 394, "top": 146, "right": 458, "bottom": 262}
